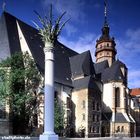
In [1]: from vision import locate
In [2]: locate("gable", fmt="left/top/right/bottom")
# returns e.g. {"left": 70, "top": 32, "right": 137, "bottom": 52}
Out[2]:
{"left": 70, "top": 51, "right": 95, "bottom": 79}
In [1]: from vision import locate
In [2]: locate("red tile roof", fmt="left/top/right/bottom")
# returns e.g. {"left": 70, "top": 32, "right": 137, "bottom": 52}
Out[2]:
{"left": 130, "top": 88, "right": 140, "bottom": 96}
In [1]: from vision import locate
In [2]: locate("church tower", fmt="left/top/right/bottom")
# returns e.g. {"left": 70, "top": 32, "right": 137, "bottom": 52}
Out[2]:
{"left": 95, "top": 0, "right": 117, "bottom": 67}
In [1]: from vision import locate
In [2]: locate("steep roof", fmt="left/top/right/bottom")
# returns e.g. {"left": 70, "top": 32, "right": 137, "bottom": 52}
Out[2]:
{"left": 94, "top": 60, "right": 109, "bottom": 74}
{"left": 102, "top": 60, "right": 126, "bottom": 83}
{"left": 70, "top": 51, "right": 95, "bottom": 78}
{"left": 102, "top": 112, "right": 112, "bottom": 121}
{"left": 115, "top": 113, "right": 128, "bottom": 123}
{"left": 0, "top": 12, "right": 21, "bottom": 61}
{"left": 73, "top": 76, "right": 102, "bottom": 92}
{"left": 0, "top": 12, "right": 78, "bottom": 86}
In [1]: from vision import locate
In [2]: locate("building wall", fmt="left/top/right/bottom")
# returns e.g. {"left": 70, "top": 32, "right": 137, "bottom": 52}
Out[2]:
{"left": 103, "top": 82, "right": 128, "bottom": 113}
{"left": 110, "top": 122, "right": 131, "bottom": 137}
{"left": 102, "top": 81, "right": 135, "bottom": 137}
{"left": 102, "top": 83, "right": 114, "bottom": 112}
{"left": 130, "top": 96, "right": 140, "bottom": 136}
{"left": 72, "top": 89, "right": 88, "bottom": 137}
{"left": 71, "top": 88, "right": 102, "bottom": 138}
{"left": 96, "top": 42, "right": 115, "bottom": 66}
{"left": 0, "top": 120, "right": 11, "bottom": 135}
{"left": 88, "top": 89, "right": 101, "bottom": 137}
{"left": 37, "top": 83, "right": 73, "bottom": 135}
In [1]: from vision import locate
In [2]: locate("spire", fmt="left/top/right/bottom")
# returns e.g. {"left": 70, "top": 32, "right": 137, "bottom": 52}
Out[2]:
{"left": 100, "top": 0, "right": 110, "bottom": 39}
{"left": 95, "top": 0, "right": 117, "bottom": 66}
{"left": 104, "top": 0, "right": 108, "bottom": 27}
{"left": 2, "top": 0, "right": 6, "bottom": 11}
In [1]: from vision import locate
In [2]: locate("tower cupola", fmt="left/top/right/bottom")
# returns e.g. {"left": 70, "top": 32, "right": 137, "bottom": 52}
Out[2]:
{"left": 95, "top": 0, "right": 117, "bottom": 67}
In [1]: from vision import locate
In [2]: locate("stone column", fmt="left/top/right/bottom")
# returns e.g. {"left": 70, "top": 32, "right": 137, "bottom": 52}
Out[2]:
{"left": 40, "top": 42, "right": 58, "bottom": 140}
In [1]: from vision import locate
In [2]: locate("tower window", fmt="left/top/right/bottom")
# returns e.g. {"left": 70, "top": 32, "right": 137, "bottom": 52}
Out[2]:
{"left": 107, "top": 43, "right": 109, "bottom": 47}
{"left": 115, "top": 87, "right": 120, "bottom": 107}
{"left": 107, "top": 52, "right": 109, "bottom": 55}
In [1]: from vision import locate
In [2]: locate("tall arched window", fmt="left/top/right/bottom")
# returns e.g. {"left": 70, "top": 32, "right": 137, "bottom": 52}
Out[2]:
{"left": 82, "top": 100, "right": 85, "bottom": 109}
{"left": 115, "top": 87, "right": 120, "bottom": 107}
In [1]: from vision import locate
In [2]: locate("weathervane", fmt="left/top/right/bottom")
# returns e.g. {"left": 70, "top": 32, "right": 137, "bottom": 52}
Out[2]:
{"left": 2, "top": 0, "right": 6, "bottom": 11}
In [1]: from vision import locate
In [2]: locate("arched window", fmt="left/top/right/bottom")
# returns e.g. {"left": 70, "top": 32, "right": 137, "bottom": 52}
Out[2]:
{"left": 97, "top": 115, "right": 100, "bottom": 122}
{"left": 121, "top": 126, "right": 124, "bottom": 132}
{"left": 100, "top": 53, "right": 102, "bottom": 56}
{"left": 82, "top": 100, "right": 85, "bottom": 109}
{"left": 82, "top": 113, "right": 85, "bottom": 121}
{"left": 93, "top": 101, "right": 96, "bottom": 110}
{"left": 93, "top": 114, "right": 96, "bottom": 122}
{"left": 67, "top": 97, "right": 71, "bottom": 108}
{"left": 54, "top": 91, "right": 58, "bottom": 99}
{"left": 97, "top": 102, "right": 100, "bottom": 111}
{"left": 117, "top": 126, "right": 120, "bottom": 132}
{"left": 115, "top": 87, "right": 120, "bottom": 107}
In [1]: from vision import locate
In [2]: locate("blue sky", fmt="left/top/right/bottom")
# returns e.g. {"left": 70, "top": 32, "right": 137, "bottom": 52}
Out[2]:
{"left": 0, "top": 0, "right": 140, "bottom": 89}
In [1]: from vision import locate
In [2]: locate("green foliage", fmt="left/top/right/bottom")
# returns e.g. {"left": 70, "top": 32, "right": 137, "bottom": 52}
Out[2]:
{"left": 34, "top": 4, "right": 69, "bottom": 44}
{"left": 0, "top": 52, "right": 41, "bottom": 134}
{"left": 54, "top": 99, "right": 64, "bottom": 134}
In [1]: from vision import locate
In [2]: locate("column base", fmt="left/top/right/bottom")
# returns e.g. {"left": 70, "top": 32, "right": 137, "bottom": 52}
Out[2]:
{"left": 40, "top": 133, "right": 58, "bottom": 140}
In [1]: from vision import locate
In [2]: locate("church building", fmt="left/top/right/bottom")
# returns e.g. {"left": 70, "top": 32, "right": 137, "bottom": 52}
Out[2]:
{"left": 0, "top": 2, "right": 138, "bottom": 138}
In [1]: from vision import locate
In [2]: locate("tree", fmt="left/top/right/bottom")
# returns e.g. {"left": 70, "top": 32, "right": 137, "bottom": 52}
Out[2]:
{"left": 0, "top": 52, "right": 65, "bottom": 135}
{"left": 0, "top": 52, "right": 41, "bottom": 134}
{"left": 54, "top": 99, "right": 65, "bottom": 136}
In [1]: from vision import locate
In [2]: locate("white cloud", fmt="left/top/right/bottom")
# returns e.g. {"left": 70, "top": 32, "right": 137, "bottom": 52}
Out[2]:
{"left": 41, "top": 0, "right": 86, "bottom": 22}
{"left": 128, "top": 69, "right": 140, "bottom": 88}
{"left": 117, "top": 28, "right": 140, "bottom": 88}
{"left": 117, "top": 28, "right": 140, "bottom": 59}
{"left": 126, "top": 28, "right": 140, "bottom": 42}
{"left": 59, "top": 33, "right": 99, "bottom": 61}
{"left": 41, "top": 0, "right": 87, "bottom": 36}
{"left": 64, "top": 23, "right": 77, "bottom": 36}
